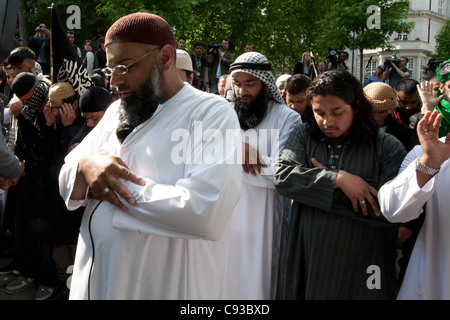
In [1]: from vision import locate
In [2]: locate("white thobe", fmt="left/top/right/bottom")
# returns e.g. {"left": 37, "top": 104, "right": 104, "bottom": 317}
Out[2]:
{"left": 226, "top": 101, "right": 301, "bottom": 299}
{"left": 59, "top": 84, "right": 242, "bottom": 300}
{"left": 378, "top": 140, "right": 450, "bottom": 299}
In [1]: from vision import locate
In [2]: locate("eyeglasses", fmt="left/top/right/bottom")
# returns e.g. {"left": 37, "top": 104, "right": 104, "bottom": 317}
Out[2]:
{"left": 102, "top": 47, "right": 160, "bottom": 77}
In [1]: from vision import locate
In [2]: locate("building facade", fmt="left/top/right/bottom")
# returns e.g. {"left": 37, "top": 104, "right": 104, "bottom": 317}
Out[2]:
{"left": 348, "top": 0, "right": 449, "bottom": 82}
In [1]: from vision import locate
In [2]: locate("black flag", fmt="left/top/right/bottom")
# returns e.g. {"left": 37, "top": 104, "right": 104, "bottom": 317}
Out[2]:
{"left": 50, "top": 7, "right": 93, "bottom": 95}
{"left": 0, "top": 0, "right": 19, "bottom": 63}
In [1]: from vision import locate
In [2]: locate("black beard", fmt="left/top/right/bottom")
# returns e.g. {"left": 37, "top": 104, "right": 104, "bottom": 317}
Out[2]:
{"left": 117, "top": 64, "right": 164, "bottom": 140}
{"left": 233, "top": 88, "right": 268, "bottom": 130}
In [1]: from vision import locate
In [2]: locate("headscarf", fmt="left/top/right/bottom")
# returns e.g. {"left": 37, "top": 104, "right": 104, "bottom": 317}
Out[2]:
{"left": 229, "top": 52, "right": 283, "bottom": 103}
{"left": 436, "top": 59, "right": 450, "bottom": 84}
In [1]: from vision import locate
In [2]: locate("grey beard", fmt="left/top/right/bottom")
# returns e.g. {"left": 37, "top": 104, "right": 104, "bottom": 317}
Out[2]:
{"left": 118, "top": 64, "right": 164, "bottom": 129}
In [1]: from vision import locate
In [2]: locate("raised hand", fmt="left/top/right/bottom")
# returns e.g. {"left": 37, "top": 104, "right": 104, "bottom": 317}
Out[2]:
{"left": 59, "top": 103, "right": 77, "bottom": 127}
{"left": 417, "top": 110, "right": 450, "bottom": 168}
{"left": 43, "top": 102, "right": 56, "bottom": 126}
{"left": 417, "top": 81, "right": 443, "bottom": 113}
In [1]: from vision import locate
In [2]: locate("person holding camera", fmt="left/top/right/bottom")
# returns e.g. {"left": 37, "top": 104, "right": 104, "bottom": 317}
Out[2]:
{"left": 383, "top": 56, "right": 411, "bottom": 88}
{"left": 207, "top": 38, "right": 233, "bottom": 94}
{"left": 28, "top": 21, "right": 51, "bottom": 76}
{"left": 363, "top": 65, "right": 385, "bottom": 87}
{"left": 425, "top": 58, "right": 445, "bottom": 81}
{"left": 190, "top": 42, "right": 208, "bottom": 91}
{"left": 327, "top": 50, "right": 349, "bottom": 72}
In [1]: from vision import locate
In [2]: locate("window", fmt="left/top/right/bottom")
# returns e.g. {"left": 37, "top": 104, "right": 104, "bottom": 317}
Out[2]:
{"left": 366, "top": 61, "right": 378, "bottom": 74}
{"left": 407, "top": 58, "right": 414, "bottom": 75}
{"left": 438, "top": 0, "right": 444, "bottom": 15}
{"left": 398, "top": 33, "right": 408, "bottom": 40}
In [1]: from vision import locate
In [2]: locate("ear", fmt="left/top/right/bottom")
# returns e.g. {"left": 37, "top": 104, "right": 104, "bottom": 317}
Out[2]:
{"left": 158, "top": 44, "right": 175, "bottom": 73}
{"left": 72, "top": 100, "right": 79, "bottom": 109}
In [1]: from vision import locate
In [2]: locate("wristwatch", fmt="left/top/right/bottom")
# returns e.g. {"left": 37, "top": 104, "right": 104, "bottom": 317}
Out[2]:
{"left": 415, "top": 159, "right": 440, "bottom": 176}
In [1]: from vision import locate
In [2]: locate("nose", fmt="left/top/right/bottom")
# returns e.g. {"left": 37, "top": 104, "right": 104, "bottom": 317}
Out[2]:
{"left": 109, "top": 72, "right": 125, "bottom": 88}
{"left": 322, "top": 114, "right": 333, "bottom": 126}
{"left": 236, "top": 86, "right": 245, "bottom": 97}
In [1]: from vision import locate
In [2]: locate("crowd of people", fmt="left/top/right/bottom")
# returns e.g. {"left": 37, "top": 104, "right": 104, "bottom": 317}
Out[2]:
{"left": 0, "top": 21, "right": 115, "bottom": 299}
{"left": 0, "top": 12, "right": 450, "bottom": 302}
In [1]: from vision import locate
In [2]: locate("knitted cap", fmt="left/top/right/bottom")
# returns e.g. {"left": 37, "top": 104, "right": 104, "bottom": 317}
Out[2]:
{"left": 105, "top": 12, "right": 176, "bottom": 49}
{"left": 48, "top": 82, "right": 76, "bottom": 101}
{"left": 364, "top": 82, "right": 397, "bottom": 112}
{"left": 80, "top": 86, "right": 113, "bottom": 113}
{"left": 176, "top": 49, "right": 193, "bottom": 71}
{"left": 11, "top": 72, "right": 37, "bottom": 98}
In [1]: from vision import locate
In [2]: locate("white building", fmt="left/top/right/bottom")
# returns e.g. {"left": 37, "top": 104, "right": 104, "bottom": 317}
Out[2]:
{"left": 348, "top": 0, "right": 449, "bottom": 82}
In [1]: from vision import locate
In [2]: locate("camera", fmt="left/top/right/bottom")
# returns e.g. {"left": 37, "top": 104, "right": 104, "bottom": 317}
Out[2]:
{"left": 38, "top": 28, "right": 44, "bottom": 32}
{"left": 326, "top": 47, "right": 340, "bottom": 64}
{"left": 384, "top": 54, "right": 400, "bottom": 69}
{"left": 426, "top": 58, "right": 444, "bottom": 73}
{"left": 207, "top": 42, "right": 222, "bottom": 56}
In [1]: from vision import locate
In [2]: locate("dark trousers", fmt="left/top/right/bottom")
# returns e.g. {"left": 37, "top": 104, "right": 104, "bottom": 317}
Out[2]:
{"left": 14, "top": 173, "right": 58, "bottom": 287}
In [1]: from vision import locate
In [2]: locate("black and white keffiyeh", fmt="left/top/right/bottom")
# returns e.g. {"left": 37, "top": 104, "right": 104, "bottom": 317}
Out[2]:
{"left": 229, "top": 52, "right": 283, "bottom": 103}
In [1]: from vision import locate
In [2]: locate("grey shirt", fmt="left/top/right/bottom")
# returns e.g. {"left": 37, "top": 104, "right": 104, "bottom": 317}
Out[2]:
{"left": 0, "top": 130, "right": 22, "bottom": 178}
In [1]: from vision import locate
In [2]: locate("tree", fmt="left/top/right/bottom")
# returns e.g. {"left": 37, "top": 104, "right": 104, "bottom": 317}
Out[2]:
{"left": 317, "top": 0, "right": 414, "bottom": 81}
{"left": 435, "top": 19, "right": 450, "bottom": 59}
{"left": 17, "top": 0, "right": 415, "bottom": 79}
{"left": 19, "top": 0, "right": 110, "bottom": 51}
{"left": 94, "top": 0, "right": 340, "bottom": 76}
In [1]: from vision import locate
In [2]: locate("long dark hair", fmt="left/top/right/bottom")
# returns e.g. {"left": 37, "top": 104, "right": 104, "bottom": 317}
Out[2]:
{"left": 305, "top": 69, "right": 379, "bottom": 143}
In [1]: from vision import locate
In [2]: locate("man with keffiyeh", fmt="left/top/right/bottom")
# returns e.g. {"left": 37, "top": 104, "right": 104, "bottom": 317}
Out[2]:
{"left": 225, "top": 52, "right": 301, "bottom": 299}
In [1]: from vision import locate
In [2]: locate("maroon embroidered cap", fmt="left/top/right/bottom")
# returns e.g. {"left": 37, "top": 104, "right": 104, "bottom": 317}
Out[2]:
{"left": 105, "top": 12, "right": 176, "bottom": 49}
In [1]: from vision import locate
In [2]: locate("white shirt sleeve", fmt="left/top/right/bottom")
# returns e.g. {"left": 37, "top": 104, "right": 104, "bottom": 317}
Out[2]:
{"left": 378, "top": 143, "right": 440, "bottom": 223}
{"left": 242, "top": 104, "right": 302, "bottom": 189}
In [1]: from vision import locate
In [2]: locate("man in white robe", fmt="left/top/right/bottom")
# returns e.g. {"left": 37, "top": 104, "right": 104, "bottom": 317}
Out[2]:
{"left": 58, "top": 12, "right": 242, "bottom": 300}
{"left": 226, "top": 52, "right": 301, "bottom": 299}
{"left": 379, "top": 110, "right": 450, "bottom": 299}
